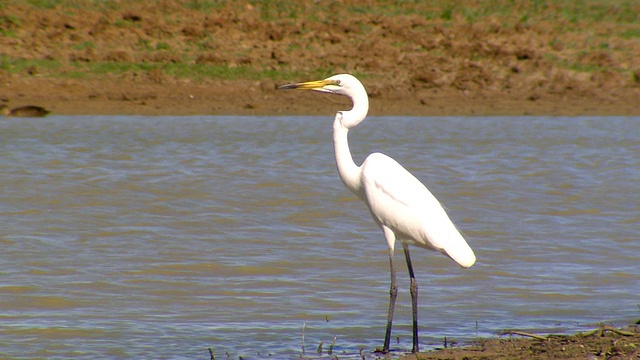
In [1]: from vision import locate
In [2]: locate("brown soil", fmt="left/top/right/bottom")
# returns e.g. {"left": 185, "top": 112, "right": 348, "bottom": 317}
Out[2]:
{"left": 408, "top": 325, "right": 640, "bottom": 360}
{"left": 1, "top": 1, "right": 639, "bottom": 116}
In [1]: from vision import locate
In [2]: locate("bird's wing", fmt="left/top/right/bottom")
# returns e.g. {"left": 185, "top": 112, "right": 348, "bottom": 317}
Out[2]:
{"left": 362, "top": 153, "right": 433, "bottom": 206}
{"left": 361, "top": 153, "right": 476, "bottom": 267}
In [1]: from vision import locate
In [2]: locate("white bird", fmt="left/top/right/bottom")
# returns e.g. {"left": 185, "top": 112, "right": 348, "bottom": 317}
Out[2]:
{"left": 278, "top": 74, "right": 476, "bottom": 353}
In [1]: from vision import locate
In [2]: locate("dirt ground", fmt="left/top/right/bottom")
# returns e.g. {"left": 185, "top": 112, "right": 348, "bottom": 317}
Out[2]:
{"left": 1, "top": 1, "right": 639, "bottom": 116}
{"left": 406, "top": 326, "right": 640, "bottom": 360}
{"left": 4, "top": 75, "right": 639, "bottom": 117}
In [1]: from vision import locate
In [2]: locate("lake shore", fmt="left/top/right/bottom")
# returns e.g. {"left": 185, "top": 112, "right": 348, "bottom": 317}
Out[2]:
{"left": 407, "top": 324, "right": 640, "bottom": 360}
{"left": 3, "top": 76, "right": 640, "bottom": 117}
{"left": 1, "top": 1, "right": 639, "bottom": 117}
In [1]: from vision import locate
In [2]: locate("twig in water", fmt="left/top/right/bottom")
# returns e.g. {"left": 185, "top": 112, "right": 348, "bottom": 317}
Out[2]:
{"left": 208, "top": 347, "right": 215, "bottom": 360}
{"left": 579, "top": 324, "right": 636, "bottom": 337}
{"left": 499, "top": 330, "right": 548, "bottom": 341}
{"left": 301, "top": 322, "right": 306, "bottom": 355}
{"left": 317, "top": 340, "right": 324, "bottom": 354}
{"left": 328, "top": 336, "right": 337, "bottom": 355}
{"left": 475, "top": 319, "right": 479, "bottom": 337}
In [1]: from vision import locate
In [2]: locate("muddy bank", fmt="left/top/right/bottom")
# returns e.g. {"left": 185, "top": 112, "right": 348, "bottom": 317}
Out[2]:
{"left": 408, "top": 325, "right": 640, "bottom": 360}
{"left": 3, "top": 76, "right": 638, "bottom": 117}
{"left": 1, "top": 1, "right": 639, "bottom": 116}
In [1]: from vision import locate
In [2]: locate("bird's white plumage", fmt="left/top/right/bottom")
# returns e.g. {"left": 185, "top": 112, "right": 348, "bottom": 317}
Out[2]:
{"left": 279, "top": 73, "right": 475, "bottom": 353}
{"left": 318, "top": 74, "right": 475, "bottom": 268}
{"left": 360, "top": 152, "right": 475, "bottom": 267}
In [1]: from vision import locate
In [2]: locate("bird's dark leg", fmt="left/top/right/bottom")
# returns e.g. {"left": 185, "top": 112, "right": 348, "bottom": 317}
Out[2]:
{"left": 382, "top": 246, "right": 398, "bottom": 353}
{"left": 402, "top": 243, "right": 419, "bottom": 353}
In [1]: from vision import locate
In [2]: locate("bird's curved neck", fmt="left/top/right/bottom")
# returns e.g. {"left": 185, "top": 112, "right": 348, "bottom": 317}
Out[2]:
{"left": 332, "top": 102, "right": 367, "bottom": 197}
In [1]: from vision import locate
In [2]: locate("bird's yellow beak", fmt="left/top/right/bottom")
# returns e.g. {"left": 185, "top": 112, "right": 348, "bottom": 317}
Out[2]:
{"left": 278, "top": 79, "right": 340, "bottom": 90}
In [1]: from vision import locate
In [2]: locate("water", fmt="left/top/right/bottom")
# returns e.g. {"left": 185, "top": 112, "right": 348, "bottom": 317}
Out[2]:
{"left": 0, "top": 116, "right": 638, "bottom": 359}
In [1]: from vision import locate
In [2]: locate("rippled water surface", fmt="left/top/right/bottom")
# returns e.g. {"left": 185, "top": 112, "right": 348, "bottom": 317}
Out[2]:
{"left": 1, "top": 116, "right": 638, "bottom": 359}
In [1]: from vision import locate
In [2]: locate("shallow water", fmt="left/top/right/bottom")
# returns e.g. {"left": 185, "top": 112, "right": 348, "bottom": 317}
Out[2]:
{"left": 0, "top": 115, "right": 638, "bottom": 359}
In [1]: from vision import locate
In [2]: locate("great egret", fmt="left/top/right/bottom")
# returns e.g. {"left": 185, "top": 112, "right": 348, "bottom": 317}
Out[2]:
{"left": 0, "top": 104, "right": 50, "bottom": 117}
{"left": 278, "top": 74, "right": 476, "bottom": 353}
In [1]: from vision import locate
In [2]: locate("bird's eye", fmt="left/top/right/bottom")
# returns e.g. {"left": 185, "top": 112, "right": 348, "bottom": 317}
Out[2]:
{"left": 333, "top": 80, "right": 341, "bottom": 86}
